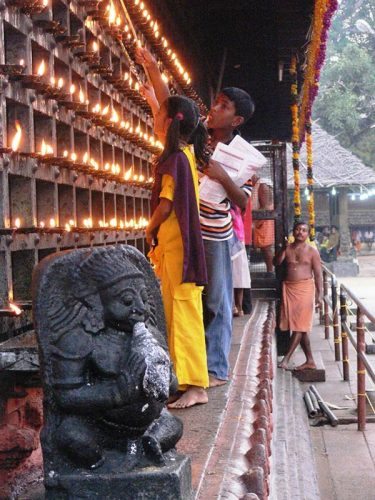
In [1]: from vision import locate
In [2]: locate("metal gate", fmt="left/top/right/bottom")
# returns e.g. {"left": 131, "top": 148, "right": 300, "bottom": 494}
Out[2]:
{"left": 249, "top": 143, "right": 288, "bottom": 295}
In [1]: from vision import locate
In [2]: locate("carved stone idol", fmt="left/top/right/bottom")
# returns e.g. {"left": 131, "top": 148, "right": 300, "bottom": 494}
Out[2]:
{"left": 32, "top": 245, "right": 191, "bottom": 499}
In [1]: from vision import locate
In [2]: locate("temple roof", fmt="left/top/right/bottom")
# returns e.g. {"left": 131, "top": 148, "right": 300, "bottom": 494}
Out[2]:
{"left": 286, "top": 124, "right": 375, "bottom": 188}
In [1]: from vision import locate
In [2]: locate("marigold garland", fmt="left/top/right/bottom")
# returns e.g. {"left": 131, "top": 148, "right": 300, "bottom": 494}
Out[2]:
{"left": 299, "top": 0, "right": 338, "bottom": 140}
{"left": 305, "top": 119, "right": 315, "bottom": 240}
{"left": 290, "top": 55, "right": 301, "bottom": 223}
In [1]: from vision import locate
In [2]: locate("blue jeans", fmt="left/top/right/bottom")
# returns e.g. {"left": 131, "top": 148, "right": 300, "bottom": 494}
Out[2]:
{"left": 203, "top": 239, "right": 233, "bottom": 380}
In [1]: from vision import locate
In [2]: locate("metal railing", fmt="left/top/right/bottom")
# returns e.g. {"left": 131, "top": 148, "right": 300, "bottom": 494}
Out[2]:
{"left": 322, "top": 266, "right": 375, "bottom": 431}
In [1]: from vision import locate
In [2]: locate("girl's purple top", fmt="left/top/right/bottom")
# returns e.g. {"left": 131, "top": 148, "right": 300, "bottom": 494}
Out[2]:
{"left": 151, "top": 151, "right": 207, "bottom": 286}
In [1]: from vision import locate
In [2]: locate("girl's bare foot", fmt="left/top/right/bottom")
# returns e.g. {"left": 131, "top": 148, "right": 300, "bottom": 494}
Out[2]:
{"left": 167, "top": 386, "right": 208, "bottom": 409}
{"left": 209, "top": 374, "right": 227, "bottom": 387}
{"left": 167, "top": 392, "right": 182, "bottom": 404}
{"left": 294, "top": 362, "right": 316, "bottom": 371}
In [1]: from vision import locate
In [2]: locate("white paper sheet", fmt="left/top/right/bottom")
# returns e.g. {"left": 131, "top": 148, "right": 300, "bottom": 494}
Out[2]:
{"left": 199, "top": 137, "right": 267, "bottom": 204}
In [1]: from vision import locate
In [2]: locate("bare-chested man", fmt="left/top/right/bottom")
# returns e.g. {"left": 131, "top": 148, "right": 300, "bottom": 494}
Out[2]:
{"left": 274, "top": 221, "right": 323, "bottom": 370}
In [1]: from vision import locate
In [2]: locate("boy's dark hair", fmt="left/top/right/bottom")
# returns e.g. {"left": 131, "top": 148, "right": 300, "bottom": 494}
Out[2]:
{"left": 220, "top": 87, "right": 255, "bottom": 125}
{"left": 293, "top": 220, "right": 309, "bottom": 231}
{"left": 157, "top": 95, "right": 208, "bottom": 167}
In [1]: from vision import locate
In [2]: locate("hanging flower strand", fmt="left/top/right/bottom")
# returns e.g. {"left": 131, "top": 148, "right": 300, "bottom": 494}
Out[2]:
{"left": 290, "top": 55, "right": 301, "bottom": 223}
{"left": 299, "top": 0, "right": 338, "bottom": 141}
{"left": 305, "top": 118, "right": 315, "bottom": 240}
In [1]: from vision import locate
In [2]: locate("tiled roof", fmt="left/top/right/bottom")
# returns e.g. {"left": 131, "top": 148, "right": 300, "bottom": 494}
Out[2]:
{"left": 286, "top": 123, "right": 375, "bottom": 188}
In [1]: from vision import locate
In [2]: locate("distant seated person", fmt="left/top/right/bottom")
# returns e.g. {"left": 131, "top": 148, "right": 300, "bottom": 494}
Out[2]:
{"left": 364, "top": 229, "right": 374, "bottom": 250}
{"left": 253, "top": 182, "right": 274, "bottom": 274}
{"left": 320, "top": 225, "right": 340, "bottom": 262}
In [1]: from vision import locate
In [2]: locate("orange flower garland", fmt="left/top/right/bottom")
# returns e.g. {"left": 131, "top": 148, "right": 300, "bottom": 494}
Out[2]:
{"left": 290, "top": 55, "right": 301, "bottom": 223}
{"left": 305, "top": 119, "right": 315, "bottom": 240}
{"left": 299, "top": 0, "right": 338, "bottom": 140}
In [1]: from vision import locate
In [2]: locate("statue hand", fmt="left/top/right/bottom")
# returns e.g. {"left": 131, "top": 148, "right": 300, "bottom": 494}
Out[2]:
{"left": 116, "top": 372, "right": 140, "bottom": 403}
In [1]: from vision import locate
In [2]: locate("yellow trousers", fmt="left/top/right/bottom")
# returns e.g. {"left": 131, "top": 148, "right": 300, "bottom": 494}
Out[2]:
{"left": 150, "top": 213, "right": 209, "bottom": 390}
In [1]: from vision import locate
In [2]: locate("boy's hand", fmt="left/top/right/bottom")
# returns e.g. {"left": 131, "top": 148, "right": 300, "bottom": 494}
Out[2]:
{"left": 135, "top": 46, "right": 156, "bottom": 68}
{"left": 251, "top": 174, "right": 259, "bottom": 186}
{"left": 203, "top": 159, "right": 228, "bottom": 183}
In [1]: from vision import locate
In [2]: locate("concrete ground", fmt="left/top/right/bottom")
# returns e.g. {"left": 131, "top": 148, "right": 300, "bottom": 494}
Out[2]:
{"left": 284, "top": 253, "right": 375, "bottom": 500}
{"left": 290, "top": 318, "right": 375, "bottom": 500}
{"left": 340, "top": 255, "right": 375, "bottom": 318}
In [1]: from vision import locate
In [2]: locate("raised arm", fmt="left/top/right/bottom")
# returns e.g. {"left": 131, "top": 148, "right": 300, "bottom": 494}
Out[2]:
{"left": 273, "top": 238, "right": 289, "bottom": 266}
{"left": 135, "top": 46, "right": 170, "bottom": 106}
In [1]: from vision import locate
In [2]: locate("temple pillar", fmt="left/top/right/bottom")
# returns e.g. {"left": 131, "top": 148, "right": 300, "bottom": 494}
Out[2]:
{"left": 330, "top": 187, "right": 359, "bottom": 276}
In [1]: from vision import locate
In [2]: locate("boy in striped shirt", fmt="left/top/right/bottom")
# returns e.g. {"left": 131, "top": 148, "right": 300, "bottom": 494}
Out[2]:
{"left": 202, "top": 88, "right": 255, "bottom": 387}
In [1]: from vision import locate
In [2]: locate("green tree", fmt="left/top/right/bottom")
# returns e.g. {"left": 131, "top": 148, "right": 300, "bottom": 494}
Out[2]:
{"left": 313, "top": 1, "right": 375, "bottom": 168}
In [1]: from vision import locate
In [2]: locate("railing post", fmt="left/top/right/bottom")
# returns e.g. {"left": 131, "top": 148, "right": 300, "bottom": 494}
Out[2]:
{"left": 340, "top": 288, "right": 349, "bottom": 381}
{"left": 332, "top": 276, "right": 340, "bottom": 361}
{"left": 357, "top": 307, "right": 366, "bottom": 431}
{"left": 323, "top": 270, "right": 330, "bottom": 339}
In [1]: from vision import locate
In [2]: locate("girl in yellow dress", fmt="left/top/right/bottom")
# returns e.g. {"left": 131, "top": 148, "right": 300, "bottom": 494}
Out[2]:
{"left": 146, "top": 95, "right": 209, "bottom": 408}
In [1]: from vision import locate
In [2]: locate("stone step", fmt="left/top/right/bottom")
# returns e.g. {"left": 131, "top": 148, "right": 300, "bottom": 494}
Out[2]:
{"left": 271, "top": 367, "right": 320, "bottom": 500}
{"left": 292, "top": 351, "right": 326, "bottom": 383}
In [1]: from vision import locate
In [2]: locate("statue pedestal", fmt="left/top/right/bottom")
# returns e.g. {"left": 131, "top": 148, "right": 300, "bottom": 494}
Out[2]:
{"left": 327, "top": 257, "right": 359, "bottom": 277}
{"left": 45, "top": 453, "right": 192, "bottom": 500}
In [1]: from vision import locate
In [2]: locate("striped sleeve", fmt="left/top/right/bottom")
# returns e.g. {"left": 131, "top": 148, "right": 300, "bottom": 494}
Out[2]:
{"left": 241, "top": 179, "right": 253, "bottom": 197}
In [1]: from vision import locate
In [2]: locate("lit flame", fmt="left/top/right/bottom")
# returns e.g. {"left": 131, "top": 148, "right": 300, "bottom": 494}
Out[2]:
{"left": 92, "top": 103, "right": 101, "bottom": 114}
{"left": 71, "top": 152, "right": 77, "bottom": 162}
{"left": 124, "top": 168, "right": 132, "bottom": 180}
{"left": 14, "top": 217, "right": 21, "bottom": 228}
{"left": 79, "top": 87, "right": 85, "bottom": 104}
{"left": 37, "top": 60, "right": 46, "bottom": 77}
{"left": 39, "top": 221, "right": 45, "bottom": 228}
{"left": 19, "top": 59, "right": 25, "bottom": 67}
{"left": 49, "top": 218, "right": 56, "bottom": 228}
{"left": 65, "top": 223, "right": 71, "bottom": 232}
{"left": 83, "top": 218, "right": 93, "bottom": 228}
{"left": 63, "top": 150, "right": 68, "bottom": 158}
{"left": 69, "top": 219, "right": 74, "bottom": 226}
{"left": 110, "top": 108, "right": 119, "bottom": 123}
{"left": 70, "top": 84, "right": 76, "bottom": 95}
{"left": 9, "top": 302, "right": 22, "bottom": 316}
{"left": 57, "top": 77, "right": 64, "bottom": 89}
{"left": 42, "top": 0, "right": 48, "bottom": 6}
{"left": 11, "top": 122, "right": 22, "bottom": 152}
{"left": 90, "top": 158, "right": 99, "bottom": 170}
{"left": 40, "top": 139, "right": 53, "bottom": 156}
{"left": 83, "top": 152, "right": 89, "bottom": 164}
{"left": 110, "top": 218, "right": 117, "bottom": 227}
{"left": 102, "top": 105, "right": 109, "bottom": 116}
{"left": 92, "top": 41, "right": 99, "bottom": 52}
{"left": 107, "top": 0, "right": 117, "bottom": 25}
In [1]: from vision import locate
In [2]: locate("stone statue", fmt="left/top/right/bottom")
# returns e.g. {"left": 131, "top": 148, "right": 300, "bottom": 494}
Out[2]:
{"left": 33, "top": 245, "right": 189, "bottom": 499}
